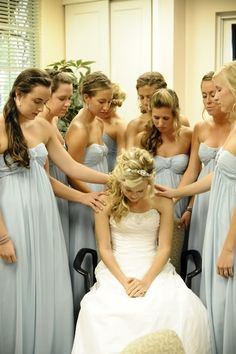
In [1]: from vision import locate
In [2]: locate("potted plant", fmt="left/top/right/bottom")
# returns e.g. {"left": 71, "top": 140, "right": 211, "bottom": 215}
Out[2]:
{"left": 46, "top": 59, "right": 95, "bottom": 134}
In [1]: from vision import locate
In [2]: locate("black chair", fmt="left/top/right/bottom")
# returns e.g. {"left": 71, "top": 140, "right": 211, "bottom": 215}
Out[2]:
{"left": 73, "top": 246, "right": 201, "bottom": 294}
{"left": 73, "top": 248, "right": 98, "bottom": 293}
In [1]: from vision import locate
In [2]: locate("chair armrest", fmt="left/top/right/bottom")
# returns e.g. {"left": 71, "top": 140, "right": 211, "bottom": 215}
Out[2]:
{"left": 73, "top": 248, "right": 98, "bottom": 293}
{"left": 181, "top": 249, "right": 202, "bottom": 288}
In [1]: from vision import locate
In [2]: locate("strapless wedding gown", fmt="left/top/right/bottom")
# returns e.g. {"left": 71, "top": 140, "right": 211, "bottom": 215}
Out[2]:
{"left": 71, "top": 209, "right": 211, "bottom": 354}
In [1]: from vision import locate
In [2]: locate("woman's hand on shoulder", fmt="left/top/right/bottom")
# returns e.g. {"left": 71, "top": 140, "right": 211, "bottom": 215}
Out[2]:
{"left": 94, "top": 194, "right": 112, "bottom": 216}
{"left": 154, "top": 184, "right": 177, "bottom": 200}
{"left": 82, "top": 191, "right": 108, "bottom": 212}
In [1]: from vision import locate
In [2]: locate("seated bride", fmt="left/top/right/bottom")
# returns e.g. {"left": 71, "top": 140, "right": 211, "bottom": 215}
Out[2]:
{"left": 71, "top": 147, "right": 211, "bottom": 354}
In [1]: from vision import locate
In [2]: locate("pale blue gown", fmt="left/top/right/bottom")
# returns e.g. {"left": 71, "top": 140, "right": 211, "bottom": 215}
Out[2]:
{"left": 103, "top": 133, "right": 117, "bottom": 172}
{"left": 154, "top": 154, "right": 189, "bottom": 218}
{"left": 49, "top": 159, "right": 70, "bottom": 254}
{"left": 0, "top": 143, "right": 74, "bottom": 354}
{"left": 69, "top": 144, "right": 108, "bottom": 315}
{"left": 187, "top": 143, "right": 219, "bottom": 295}
{"left": 72, "top": 209, "right": 211, "bottom": 354}
{"left": 200, "top": 149, "right": 236, "bottom": 354}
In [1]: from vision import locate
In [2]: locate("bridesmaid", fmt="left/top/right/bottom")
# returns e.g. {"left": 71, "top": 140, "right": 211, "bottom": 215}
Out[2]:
{"left": 137, "top": 88, "right": 192, "bottom": 221}
{"left": 155, "top": 60, "right": 236, "bottom": 354}
{"left": 0, "top": 68, "right": 108, "bottom": 354}
{"left": 126, "top": 72, "right": 167, "bottom": 149}
{"left": 177, "top": 71, "right": 232, "bottom": 295}
{"left": 135, "top": 88, "right": 192, "bottom": 274}
{"left": 126, "top": 72, "right": 189, "bottom": 149}
{"left": 38, "top": 70, "right": 105, "bottom": 254}
{"left": 99, "top": 82, "right": 126, "bottom": 171}
{"left": 65, "top": 71, "right": 113, "bottom": 316}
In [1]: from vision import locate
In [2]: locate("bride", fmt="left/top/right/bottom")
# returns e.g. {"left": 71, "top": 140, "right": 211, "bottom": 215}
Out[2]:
{"left": 71, "top": 147, "right": 211, "bottom": 354}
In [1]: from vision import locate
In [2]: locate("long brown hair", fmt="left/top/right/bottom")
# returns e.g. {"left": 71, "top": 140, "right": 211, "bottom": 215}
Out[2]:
{"left": 141, "top": 88, "right": 181, "bottom": 154}
{"left": 3, "top": 68, "right": 51, "bottom": 167}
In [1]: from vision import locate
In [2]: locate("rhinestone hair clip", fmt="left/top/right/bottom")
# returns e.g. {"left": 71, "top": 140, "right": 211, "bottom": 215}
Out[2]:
{"left": 126, "top": 168, "right": 151, "bottom": 177}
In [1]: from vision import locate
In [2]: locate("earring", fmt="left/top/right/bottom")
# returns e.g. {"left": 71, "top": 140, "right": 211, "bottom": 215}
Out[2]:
{"left": 232, "top": 103, "right": 236, "bottom": 112}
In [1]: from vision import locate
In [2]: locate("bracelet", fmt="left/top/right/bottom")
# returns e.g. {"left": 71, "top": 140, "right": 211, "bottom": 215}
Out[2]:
{"left": 186, "top": 206, "right": 192, "bottom": 213}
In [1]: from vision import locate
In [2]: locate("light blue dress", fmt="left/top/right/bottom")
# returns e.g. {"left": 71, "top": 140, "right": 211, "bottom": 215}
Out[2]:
{"left": 49, "top": 158, "right": 70, "bottom": 254}
{"left": 154, "top": 154, "right": 189, "bottom": 218}
{"left": 69, "top": 144, "right": 108, "bottom": 315}
{"left": 187, "top": 143, "right": 219, "bottom": 295}
{"left": 103, "top": 133, "right": 117, "bottom": 172}
{"left": 0, "top": 143, "right": 74, "bottom": 354}
{"left": 200, "top": 149, "right": 236, "bottom": 354}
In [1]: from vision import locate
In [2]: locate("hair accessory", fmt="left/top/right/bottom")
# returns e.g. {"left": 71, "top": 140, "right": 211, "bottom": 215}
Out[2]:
{"left": 126, "top": 168, "right": 151, "bottom": 177}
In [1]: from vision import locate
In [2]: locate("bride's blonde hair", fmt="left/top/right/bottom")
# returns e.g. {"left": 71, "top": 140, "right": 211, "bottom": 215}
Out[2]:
{"left": 108, "top": 148, "right": 155, "bottom": 222}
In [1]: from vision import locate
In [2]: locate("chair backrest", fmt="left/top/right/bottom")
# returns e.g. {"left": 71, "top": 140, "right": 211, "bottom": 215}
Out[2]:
{"left": 73, "top": 222, "right": 201, "bottom": 293}
{"left": 120, "top": 329, "right": 186, "bottom": 354}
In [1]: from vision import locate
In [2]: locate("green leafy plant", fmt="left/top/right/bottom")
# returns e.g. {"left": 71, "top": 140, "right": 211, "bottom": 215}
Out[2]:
{"left": 46, "top": 59, "right": 95, "bottom": 134}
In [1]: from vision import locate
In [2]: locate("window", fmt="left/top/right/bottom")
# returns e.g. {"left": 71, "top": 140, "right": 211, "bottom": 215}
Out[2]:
{"left": 215, "top": 11, "right": 236, "bottom": 68}
{"left": 0, "top": 0, "right": 40, "bottom": 111}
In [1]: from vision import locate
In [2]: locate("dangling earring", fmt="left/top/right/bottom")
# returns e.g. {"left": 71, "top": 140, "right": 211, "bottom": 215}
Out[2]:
{"left": 232, "top": 103, "right": 236, "bottom": 112}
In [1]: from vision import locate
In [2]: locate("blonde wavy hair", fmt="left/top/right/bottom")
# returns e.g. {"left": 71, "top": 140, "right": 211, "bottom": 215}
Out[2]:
{"left": 111, "top": 83, "right": 126, "bottom": 107}
{"left": 108, "top": 148, "right": 155, "bottom": 222}
{"left": 214, "top": 60, "right": 236, "bottom": 105}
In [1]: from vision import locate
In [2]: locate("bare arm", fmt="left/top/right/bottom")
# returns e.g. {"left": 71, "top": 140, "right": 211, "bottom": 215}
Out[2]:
{"left": 49, "top": 176, "right": 105, "bottom": 211}
{"left": 178, "top": 123, "right": 202, "bottom": 188}
{"left": 95, "top": 203, "right": 130, "bottom": 288}
{"left": 155, "top": 172, "right": 213, "bottom": 199}
{"left": 44, "top": 122, "right": 108, "bottom": 185}
{"left": 217, "top": 207, "right": 236, "bottom": 278}
{"left": 125, "top": 120, "right": 138, "bottom": 149}
{"left": 116, "top": 120, "right": 126, "bottom": 155}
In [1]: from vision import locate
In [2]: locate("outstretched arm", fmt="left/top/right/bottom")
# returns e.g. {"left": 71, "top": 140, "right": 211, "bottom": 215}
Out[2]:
{"left": 155, "top": 172, "right": 213, "bottom": 199}
{"left": 39, "top": 118, "right": 108, "bottom": 185}
{"left": 125, "top": 120, "right": 139, "bottom": 149}
{"left": 49, "top": 175, "right": 106, "bottom": 212}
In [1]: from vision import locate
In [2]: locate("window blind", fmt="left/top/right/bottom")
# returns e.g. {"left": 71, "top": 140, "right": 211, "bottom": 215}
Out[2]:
{"left": 0, "top": 0, "right": 40, "bottom": 111}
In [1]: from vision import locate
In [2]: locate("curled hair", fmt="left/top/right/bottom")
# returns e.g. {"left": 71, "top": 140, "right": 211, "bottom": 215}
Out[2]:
{"left": 214, "top": 61, "right": 236, "bottom": 101}
{"left": 79, "top": 71, "right": 112, "bottom": 98}
{"left": 111, "top": 83, "right": 126, "bottom": 107}
{"left": 141, "top": 88, "right": 181, "bottom": 154}
{"left": 45, "top": 69, "right": 73, "bottom": 93}
{"left": 136, "top": 72, "right": 167, "bottom": 91}
{"left": 108, "top": 148, "right": 155, "bottom": 222}
{"left": 3, "top": 68, "right": 51, "bottom": 168}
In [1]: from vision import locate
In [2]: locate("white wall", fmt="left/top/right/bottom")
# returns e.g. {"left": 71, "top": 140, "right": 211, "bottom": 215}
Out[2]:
{"left": 185, "top": 0, "right": 236, "bottom": 126}
{"left": 40, "top": 0, "right": 65, "bottom": 68}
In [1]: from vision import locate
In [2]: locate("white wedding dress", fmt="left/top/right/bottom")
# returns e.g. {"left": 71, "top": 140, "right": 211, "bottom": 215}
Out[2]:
{"left": 71, "top": 209, "right": 211, "bottom": 354}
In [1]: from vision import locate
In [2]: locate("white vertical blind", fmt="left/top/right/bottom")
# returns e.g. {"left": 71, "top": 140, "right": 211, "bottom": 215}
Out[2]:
{"left": 0, "top": 0, "right": 40, "bottom": 111}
